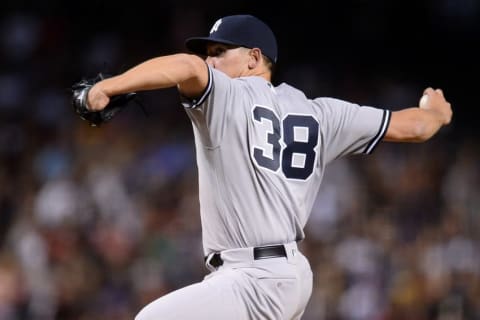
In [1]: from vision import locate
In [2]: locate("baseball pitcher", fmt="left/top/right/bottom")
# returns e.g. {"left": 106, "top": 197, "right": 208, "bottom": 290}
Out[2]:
{"left": 76, "top": 14, "right": 452, "bottom": 320}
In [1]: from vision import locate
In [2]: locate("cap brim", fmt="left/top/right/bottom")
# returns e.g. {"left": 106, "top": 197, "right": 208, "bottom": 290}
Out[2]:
{"left": 185, "top": 37, "right": 241, "bottom": 56}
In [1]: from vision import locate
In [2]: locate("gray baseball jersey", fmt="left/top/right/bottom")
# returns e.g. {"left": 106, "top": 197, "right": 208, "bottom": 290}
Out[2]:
{"left": 182, "top": 67, "right": 391, "bottom": 256}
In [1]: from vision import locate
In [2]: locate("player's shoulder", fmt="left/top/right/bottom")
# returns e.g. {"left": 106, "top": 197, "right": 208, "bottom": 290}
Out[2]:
{"left": 274, "top": 83, "right": 318, "bottom": 113}
{"left": 312, "top": 97, "right": 352, "bottom": 107}
{"left": 211, "top": 69, "right": 266, "bottom": 91}
{"left": 275, "top": 82, "right": 308, "bottom": 101}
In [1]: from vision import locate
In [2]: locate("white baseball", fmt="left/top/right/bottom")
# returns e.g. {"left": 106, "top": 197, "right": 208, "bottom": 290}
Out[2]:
{"left": 419, "top": 94, "right": 429, "bottom": 108}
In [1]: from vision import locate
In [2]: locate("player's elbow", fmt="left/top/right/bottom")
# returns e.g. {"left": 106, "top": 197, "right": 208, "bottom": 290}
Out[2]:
{"left": 176, "top": 54, "right": 207, "bottom": 80}
{"left": 175, "top": 54, "right": 209, "bottom": 98}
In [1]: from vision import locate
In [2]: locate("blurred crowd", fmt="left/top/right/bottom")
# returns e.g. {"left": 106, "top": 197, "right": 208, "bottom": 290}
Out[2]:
{"left": 1, "top": 4, "right": 479, "bottom": 320}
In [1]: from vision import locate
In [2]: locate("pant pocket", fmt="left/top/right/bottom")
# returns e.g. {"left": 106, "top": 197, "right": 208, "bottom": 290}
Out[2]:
{"left": 257, "top": 277, "right": 298, "bottom": 320}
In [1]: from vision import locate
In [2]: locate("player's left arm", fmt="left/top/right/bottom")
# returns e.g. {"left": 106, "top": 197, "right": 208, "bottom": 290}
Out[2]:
{"left": 384, "top": 87, "right": 452, "bottom": 142}
{"left": 86, "top": 54, "right": 209, "bottom": 111}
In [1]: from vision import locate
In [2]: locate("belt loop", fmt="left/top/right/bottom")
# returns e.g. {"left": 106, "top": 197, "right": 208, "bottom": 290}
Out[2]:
{"left": 284, "top": 242, "right": 298, "bottom": 262}
{"left": 205, "top": 253, "right": 217, "bottom": 272}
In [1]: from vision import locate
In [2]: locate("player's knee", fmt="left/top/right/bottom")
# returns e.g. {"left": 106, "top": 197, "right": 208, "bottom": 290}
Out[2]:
{"left": 134, "top": 305, "right": 154, "bottom": 320}
{"left": 134, "top": 299, "right": 171, "bottom": 320}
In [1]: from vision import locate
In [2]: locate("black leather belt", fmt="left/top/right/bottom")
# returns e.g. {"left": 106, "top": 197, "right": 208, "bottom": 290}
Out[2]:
{"left": 206, "top": 244, "right": 287, "bottom": 268}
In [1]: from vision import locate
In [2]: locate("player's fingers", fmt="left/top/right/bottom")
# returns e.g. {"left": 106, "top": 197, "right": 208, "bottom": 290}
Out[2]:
{"left": 423, "top": 87, "right": 434, "bottom": 96}
{"left": 435, "top": 88, "right": 444, "bottom": 97}
{"left": 88, "top": 88, "right": 110, "bottom": 111}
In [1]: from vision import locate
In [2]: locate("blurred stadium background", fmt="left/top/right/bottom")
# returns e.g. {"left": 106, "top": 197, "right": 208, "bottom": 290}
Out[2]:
{"left": 0, "top": 1, "right": 479, "bottom": 319}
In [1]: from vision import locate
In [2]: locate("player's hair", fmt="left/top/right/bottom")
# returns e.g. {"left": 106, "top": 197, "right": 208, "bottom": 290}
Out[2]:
{"left": 262, "top": 54, "right": 276, "bottom": 76}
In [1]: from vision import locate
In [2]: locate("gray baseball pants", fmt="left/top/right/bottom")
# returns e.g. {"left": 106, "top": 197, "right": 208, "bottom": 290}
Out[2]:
{"left": 135, "top": 241, "right": 313, "bottom": 320}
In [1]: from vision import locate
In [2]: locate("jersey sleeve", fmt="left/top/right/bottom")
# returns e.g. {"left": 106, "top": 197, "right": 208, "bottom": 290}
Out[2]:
{"left": 313, "top": 97, "right": 391, "bottom": 163}
{"left": 180, "top": 65, "right": 214, "bottom": 110}
{"left": 180, "top": 67, "right": 237, "bottom": 148}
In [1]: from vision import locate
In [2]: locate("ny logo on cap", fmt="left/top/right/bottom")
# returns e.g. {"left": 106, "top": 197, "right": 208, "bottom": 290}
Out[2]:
{"left": 210, "top": 19, "right": 222, "bottom": 34}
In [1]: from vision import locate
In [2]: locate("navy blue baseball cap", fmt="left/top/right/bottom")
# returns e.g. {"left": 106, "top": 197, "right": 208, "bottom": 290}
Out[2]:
{"left": 185, "top": 15, "right": 278, "bottom": 63}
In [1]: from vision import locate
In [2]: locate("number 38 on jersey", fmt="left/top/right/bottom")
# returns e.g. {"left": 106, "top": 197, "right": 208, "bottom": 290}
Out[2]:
{"left": 250, "top": 105, "right": 319, "bottom": 180}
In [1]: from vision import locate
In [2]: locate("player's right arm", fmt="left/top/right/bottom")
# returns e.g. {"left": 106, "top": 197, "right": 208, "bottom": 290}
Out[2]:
{"left": 384, "top": 87, "right": 452, "bottom": 142}
{"left": 86, "top": 54, "right": 209, "bottom": 111}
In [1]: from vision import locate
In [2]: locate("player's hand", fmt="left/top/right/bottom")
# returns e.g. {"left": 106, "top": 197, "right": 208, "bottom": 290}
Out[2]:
{"left": 419, "top": 87, "right": 452, "bottom": 125}
{"left": 72, "top": 73, "right": 138, "bottom": 127}
{"left": 87, "top": 83, "right": 111, "bottom": 111}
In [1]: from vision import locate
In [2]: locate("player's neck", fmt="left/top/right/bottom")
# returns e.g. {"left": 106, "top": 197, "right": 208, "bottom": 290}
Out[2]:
{"left": 248, "top": 69, "right": 271, "bottom": 82}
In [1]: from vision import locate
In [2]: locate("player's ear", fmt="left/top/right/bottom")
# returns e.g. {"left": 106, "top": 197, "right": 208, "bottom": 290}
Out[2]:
{"left": 248, "top": 48, "right": 262, "bottom": 69}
